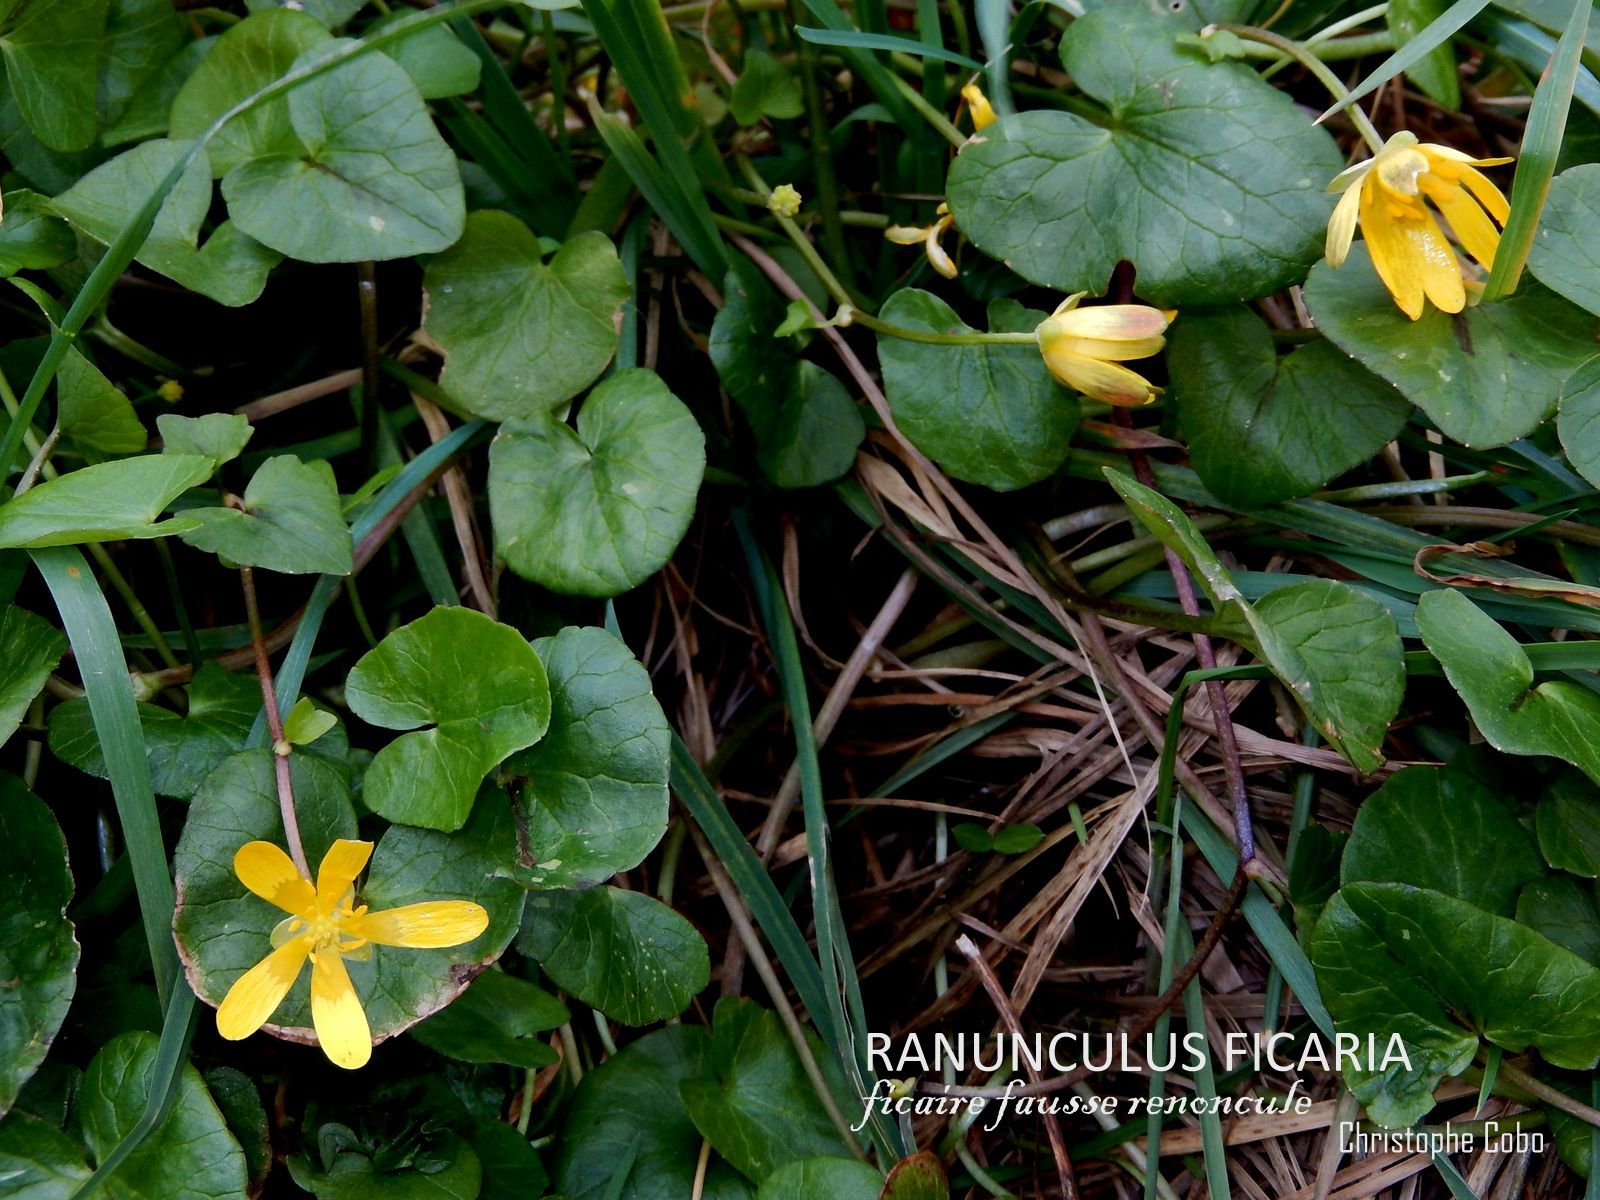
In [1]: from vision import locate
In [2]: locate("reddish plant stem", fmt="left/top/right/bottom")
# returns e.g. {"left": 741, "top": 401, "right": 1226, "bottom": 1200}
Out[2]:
{"left": 241, "top": 564, "right": 311, "bottom": 879}
{"left": 1112, "top": 407, "right": 1256, "bottom": 863}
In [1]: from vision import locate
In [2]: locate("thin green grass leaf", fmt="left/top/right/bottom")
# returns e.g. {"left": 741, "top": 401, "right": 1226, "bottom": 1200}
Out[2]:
{"left": 795, "top": 26, "right": 982, "bottom": 70}
{"left": 1316, "top": 0, "right": 1489, "bottom": 122}
{"left": 793, "top": 0, "right": 920, "bottom": 128}
{"left": 1483, "top": 0, "right": 1592, "bottom": 300}
{"left": 975, "top": 0, "right": 1016, "bottom": 117}
{"left": 1431, "top": 1150, "right": 1482, "bottom": 1200}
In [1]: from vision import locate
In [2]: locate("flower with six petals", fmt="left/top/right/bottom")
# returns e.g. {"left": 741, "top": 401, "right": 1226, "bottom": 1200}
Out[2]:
{"left": 1324, "top": 131, "right": 1512, "bottom": 320}
{"left": 216, "top": 839, "right": 489, "bottom": 1069}
{"left": 1035, "top": 294, "right": 1174, "bottom": 407}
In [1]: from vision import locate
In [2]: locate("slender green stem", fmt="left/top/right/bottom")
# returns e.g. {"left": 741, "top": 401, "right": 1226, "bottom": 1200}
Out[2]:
{"left": 735, "top": 155, "right": 858, "bottom": 308}
{"left": 1216, "top": 24, "right": 1385, "bottom": 152}
{"left": 846, "top": 306, "right": 1038, "bottom": 346}
{"left": 890, "top": 73, "right": 966, "bottom": 148}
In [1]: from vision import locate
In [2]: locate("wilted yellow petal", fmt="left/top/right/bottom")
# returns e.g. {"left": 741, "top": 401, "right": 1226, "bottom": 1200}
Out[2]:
{"left": 884, "top": 225, "right": 928, "bottom": 245}
{"left": 344, "top": 901, "right": 490, "bottom": 948}
{"left": 1419, "top": 175, "right": 1500, "bottom": 270}
{"left": 1040, "top": 348, "right": 1160, "bottom": 406}
{"left": 961, "top": 83, "right": 996, "bottom": 131}
{"left": 1325, "top": 181, "right": 1362, "bottom": 267}
{"left": 924, "top": 225, "right": 958, "bottom": 278}
{"left": 233, "top": 841, "right": 315, "bottom": 918}
{"left": 310, "top": 949, "right": 371, "bottom": 1069}
{"left": 315, "top": 840, "right": 373, "bottom": 915}
{"left": 216, "top": 935, "right": 311, "bottom": 1040}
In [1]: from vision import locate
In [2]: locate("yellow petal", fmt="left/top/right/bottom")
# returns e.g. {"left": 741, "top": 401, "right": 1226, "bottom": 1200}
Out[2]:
{"left": 233, "top": 841, "right": 315, "bottom": 918}
{"left": 884, "top": 225, "right": 927, "bottom": 245}
{"left": 1042, "top": 332, "right": 1167, "bottom": 362}
{"left": 1040, "top": 348, "right": 1159, "bottom": 406}
{"left": 1419, "top": 175, "right": 1500, "bottom": 270}
{"left": 924, "top": 226, "right": 958, "bottom": 278}
{"left": 1410, "top": 212, "right": 1467, "bottom": 315}
{"left": 315, "top": 840, "right": 373, "bottom": 915}
{"left": 961, "top": 83, "right": 996, "bottom": 131}
{"left": 216, "top": 935, "right": 311, "bottom": 1040}
{"left": 310, "top": 949, "right": 371, "bottom": 1069}
{"left": 1362, "top": 179, "right": 1425, "bottom": 320}
{"left": 344, "top": 901, "right": 490, "bottom": 948}
{"left": 1043, "top": 304, "right": 1170, "bottom": 343}
{"left": 1451, "top": 164, "right": 1511, "bottom": 226}
{"left": 1325, "top": 180, "right": 1362, "bottom": 267}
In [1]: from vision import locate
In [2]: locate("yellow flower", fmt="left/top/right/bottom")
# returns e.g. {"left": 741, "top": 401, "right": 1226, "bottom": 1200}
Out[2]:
{"left": 962, "top": 84, "right": 996, "bottom": 132}
{"left": 1324, "top": 131, "right": 1512, "bottom": 320}
{"left": 157, "top": 379, "right": 184, "bottom": 403}
{"left": 885, "top": 202, "right": 957, "bottom": 279}
{"left": 1035, "top": 294, "right": 1173, "bottom": 407}
{"left": 768, "top": 183, "right": 803, "bottom": 220}
{"left": 216, "top": 839, "right": 489, "bottom": 1069}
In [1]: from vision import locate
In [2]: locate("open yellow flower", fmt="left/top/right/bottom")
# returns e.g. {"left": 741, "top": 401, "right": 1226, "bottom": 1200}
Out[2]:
{"left": 1324, "top": 131, "right": 1512, "bottom": 320}
{"left": 885, "top": 202, "right": 957, "bottom": 279}
{"left": 961, "top": 83, "right": 996, "bottom": 132}
{"left": 216, "top": 839, "right": 489, "bottom": 1069}
{"left": 1035, "top": 294, "right": 1174, "bottom": 407}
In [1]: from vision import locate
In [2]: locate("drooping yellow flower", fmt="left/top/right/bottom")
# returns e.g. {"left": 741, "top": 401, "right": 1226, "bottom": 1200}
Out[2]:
{"left": 885, "top": 202, "right": 957, "bottom": 279}
{"left": 1324, "top": 131, "right": 1512, "bottom": 320}
{"left": 217, "top": 839, "right": 488, "bottom": 1069}
{"left": 1035, "top": 294, "right": 1174, "bottom": 407}
{"left": 961, "top": 83, "right": 996, "bottom": 132}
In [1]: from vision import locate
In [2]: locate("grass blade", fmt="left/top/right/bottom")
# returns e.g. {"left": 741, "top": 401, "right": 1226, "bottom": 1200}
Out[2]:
{"left": 1482, "top": 0, "right": 1592, "bottom": 300}
{"left": 795, "top": 26, "right": 982, "bottom": 69}
{"left": 1316, "top": 0, "right": 1490, "bottom": 122}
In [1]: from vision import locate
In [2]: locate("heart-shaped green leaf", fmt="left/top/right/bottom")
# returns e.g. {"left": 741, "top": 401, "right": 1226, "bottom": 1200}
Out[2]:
{"left": 0, "top": 454, "right": 211, "bottom": 549}
{"left": 1555, "top": 356, "right": 1600, "bottom": 488}
{"left": 1518, "top": 876, "right": 1600, "bottom": 966}
{"left": 757, "top": 1158, "right": 883, "bottom": 1200}
{"left": 51, "top": 139, "right": 281, "bottom": 308}
{"left": 408, "top": 970, "right": 567, "bottom": 1068}
{"left": 178, "top": 454, "right": 353, "bottom": 576}
{"left": 222, "top": 40, "right": 464, "bottom": 262}
{"left": 0, "top": 0, "right": 108, "bottom": 152}
{"left": 346, "top": 607, "right": 551, "bottom": 831}
{"left": 1417, "top": 588, "right": 1600, "bottom": 785}
{"left": 1168, "top": 306, "right": 1410, "bottom": 505}
{"left": 156, "top": 413, "right": 253, "bottom": 471}
{"left": 708, "top": 262, "right": 863, "bottom": 488}
{"left": 1528, "top": 163, "right": 1600, "bottom": 316}
{"left": 1108, "top": 470, "right": 1403, "bottom": 772}
{"left": 519, "top": 886, "right": 708, "bottom": 1025}
{"left": 56, "top": 350, "right": 146, "bottom": 456}
{"left": 945, "top": 6, "right": 1341, "bottom": 304}
{"left": 423, "top": 212, "right": 630, "bottom": 421}
{"left": 1302, "top": 245, "right": 1598, "bottom": 448}
{"left": 0, "top": 606, "right": 64, "bottom": 751}
{"left": 875, "top": 290, "right": 1076, "bottom": 491}
{"left": 1538, "top": 772, "right": 1600, "bottom": 878}
{"left": 0, "top": 189, "right": 74, "bottom": 277}
{"left": 504, "top": 625, "right": 669, "bottom": 888}
{"left": 174, "top": 750, "right": 526, "bottom": 1043}
{"left": 489, "top": 368, "right": 705, "bottom": 597}
{"left": 0, "top": 776, "right": 77, "bottom": 1116}
{"left": 168, "top": 8, "right": 331, "bottom": 175}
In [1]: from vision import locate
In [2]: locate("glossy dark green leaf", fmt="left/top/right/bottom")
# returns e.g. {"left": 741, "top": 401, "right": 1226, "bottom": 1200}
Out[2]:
{"left": 0, "top": 0, "right": 108, "bottom": 152}
{"left": 0, "top": 189, "right": 74, "bottom": 277}
{"left": 288, "top": 1132, "right": 482, "bottom": 1200}
{"left": 555, "top": 1024, "right": 755, "bottom": 1200}
{"left": 1108, "top": 470, "right": 1403, "bottom": 772}
{"left": 489, "top": 368, "right": 705, "bottom": 597}
{"left": 175, "top": 753, "right": 526, "bottom": 1043}
{"left": 423, "top": 212, "right": 630, "bottom": 422}
{"left": 80, "top": 1031, "right": 249, "bottom": 1199}
{"left": 156, "top": 413, "right": 253, "bottom": 470}
{"left": 505, "top": 625, "right": 669, "bottom": 888}
{"left": 945, "top": 6, "right": 1341, "bottom": 304}
{"left": 875, "top": 290, "right": 1076, "bottom": 491}
{"left": 51, "top": 138, "right": 281, "bottom": 307}
{"left": 222, "top": 40, "right": 464, "bottom": 262}
{"left": 518, "top": 886, "right": 708, "bottom": 1025}
{"left": 97, "top": 0, "right": 186, "bottom": 129}
{"left": 346, "top": 607, "right": 551, "bottom": 831}
{"left": 1341, "top": 764, "right": 1543, "bottom": 914}
{"left": 467, "top": 1116, "right": 547, "bottom": 1200}
{"left": 56, "top": 350, "right": 146, "bottom": 456}
{"left": 409, "top": 969, "right": 566, "bottom": 1067}
{"left": 178, "top": 454, "right": 353, "bottom": 575}
{"left": 0, "top": 454, "right": 211, "bottom": 549}
{"left": 1168, "top": 306, "right": 1410, "bottom": 505}
{"left": 0, "top": 1109, "right": 91, "bottom": 1195}
{"left": 708, "top": 262, "right": 863, "bottom": 488}
{"left": 1314, "top": 881, "right": 1600, "bottom": 1126}
{"left": 0, "top": 776, "right": 77, "bottom": 1116}
{"left": 203, "top": 1066, "right": 271, "bottom": 1197}
{"left": 680, "top": 998, "right": 853, "bottom": 1184}
{"left": 0, "top": 606, "right": 64, "bottom": 750}
{"left": 168, "top": 8, "right": 331, "bottom": 175}
{"left": 1302, "top": 246, "right": 1599, "bottom": 448}
{"left": 1517, "top": 877, "right": 1600, "bottom": 966}
{"left": 1555, "top": 355, "right": 1600, "bottom": 489}
{"left": 1537, "top": 771, "right": 1600, "bottom": 877}
{"left": 756, "top": 1157, "right": 882, "bottom": 1200}
{"left": 1528, "top": 163, "right": 1600, "bottom": 316}
{"left": 1417, "top": 588, "right": 1600, "bottom": 785}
